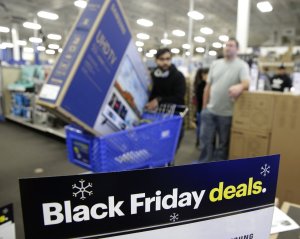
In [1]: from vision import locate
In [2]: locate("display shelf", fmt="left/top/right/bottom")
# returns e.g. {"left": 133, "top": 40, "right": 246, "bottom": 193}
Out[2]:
{"left": 6, "top": 115, "right": 66, "bottom": 139}
{"left": 259, "top": 62, "right": 294, "bottom": 67}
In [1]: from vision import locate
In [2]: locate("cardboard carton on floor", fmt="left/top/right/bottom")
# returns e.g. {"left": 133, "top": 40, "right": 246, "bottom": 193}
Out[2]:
{"left": 229, "top": 128, "right": 271, "bottom": 160}
{"left": 37, "top": 0, "right": 151, "bottom": 135}
{"left": 232, "top": 92, "right": 279, "bottom": 133}
{"left": 270, "top": 94, "right": 300, "bottom": 204}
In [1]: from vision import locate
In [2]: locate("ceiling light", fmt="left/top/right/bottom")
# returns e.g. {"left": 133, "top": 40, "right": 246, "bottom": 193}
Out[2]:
{"left": 17, "top": 40, "right": 27, "bottom": 46}
{"left": 2, "top": 42, "right": 14, "bottom": 48}
{"left": 149, "top": 49, "right": 157, "bottom": 55}
{"left": 194, "top": 36, "right": 206, "bottom": 43}
{"left": 219, "top": 35, "right": 229, "bottom": 42}
{"left": 187, "top": 10, "right": 204, "bottom": 21}
{"left": 137, "top": 33, "right": 150, "bottom": 40}
{"left": 29, "top": 37, "right": 43, "bottom": 44}
{"left": 209, "top": 50, "right": 217, "bottom": 56}
{"left": 200, "top": 27, "right": 213, "bottom": 35}
{"left": 37, "top": 11, "right": 59, "bottom": 20}
{"left": 0, "top": 26, "right": 10, "bottom": 33}
{"left": 135, "top": 41, "right": 144, "bottom": 47}
{"left": 45, "top": 49, "right": 55, "bottom": 55}
{"left": 212, "top": 42, "right": 223, "bottom": 49}
{"left": 23, "top": 22, "right": 41, "bottom": 30}
{"left": 257, "top": 1, "right": 273, "bottom": 13}
{"left": 48, "top": 44, "right": 60, "bottom": 50}
{"left": 47, "top": 34, "right": 62, "bottom": 41}
{"left": 74, "top": 0, "right": 87, "bottom": 8}
{"left": 138, "top": 47, "right": 143, "bottom": 52}
{"left": 172, "top": 29, "right": 186, "bottom": 37}
{"left": 137, "top": 18, "right": 153, "bottom": 27}
{"left": 161, "top": 38, "right": 172, "bottom": 45}
{"left": 146, "top": 52, "right": 154, "bottom": 58}
{"left": 37, "top": 46, "right": 46, "bottom": 51}
{"left": 196, "top": 47, "right": 205, "bottom": 53}
{"left": 0, "top": 44, "right": 6, "bottom": 49}
{"left": 58, "top": 48, "right": 63, "bottom": 53}
{"left": 185, "top": 52, "right": 191, "bottom": 56}
{"left": 23, "top": 47, "right": 34, "bottom": 53}
{"left": 171, "top": 48, "right": 180, "bottom": 54}
{"left": 182, "top": 44, "right": 191, "bottom": 50}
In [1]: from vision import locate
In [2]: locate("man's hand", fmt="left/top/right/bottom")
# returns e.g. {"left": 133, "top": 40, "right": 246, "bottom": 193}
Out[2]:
{"left": 145, "top": 99, "right": 159, "bottom": 110}
{"left": 228, "top": 84, "right": 244, "bottom": 99}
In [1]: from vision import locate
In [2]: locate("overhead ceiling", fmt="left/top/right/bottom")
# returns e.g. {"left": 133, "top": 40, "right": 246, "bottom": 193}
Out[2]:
{"left": 0, "top": 0, "right": 299, "bottom": 54}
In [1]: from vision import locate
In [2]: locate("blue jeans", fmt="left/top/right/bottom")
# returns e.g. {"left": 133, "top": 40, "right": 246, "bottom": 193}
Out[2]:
{"left": 199, "top": 109, "right": 232, "bottom": 163}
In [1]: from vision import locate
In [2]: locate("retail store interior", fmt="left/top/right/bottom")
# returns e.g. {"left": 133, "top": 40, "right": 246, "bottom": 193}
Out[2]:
{"left": 1, "top": 0, "right": 300, "bottom": 238}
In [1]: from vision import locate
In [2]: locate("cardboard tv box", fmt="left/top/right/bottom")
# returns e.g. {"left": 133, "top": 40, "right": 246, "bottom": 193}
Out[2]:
{"left": 229, "top": 128, "right": 271, "bottom": 160}
{"left": 269, "top": 94, "right": 300, "bottom": 204}
{"left": 232, "top": 92, "right": 279, "bottom": 133}
{"left": 37, "top": 0, "right": 151, "bottom": 135}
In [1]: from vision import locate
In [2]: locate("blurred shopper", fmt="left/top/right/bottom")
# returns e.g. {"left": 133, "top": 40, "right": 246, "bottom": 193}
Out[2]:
{"left": 199, "top": 38, "right": 250, "bottom": 163}
{"left": 270, "top": 66, "right": 292, "bottom": 92}
{"left": 194, "top": 68, "right": 209, "bottom": 147}
{"left": 146, "top": 48, "right": 186, "bottom": 110}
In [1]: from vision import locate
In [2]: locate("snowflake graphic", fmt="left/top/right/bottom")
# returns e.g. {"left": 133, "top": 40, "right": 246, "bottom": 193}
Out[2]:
{"left": 170, "top": 213, "right": 179, "bottom": 222}
{"left": 72, "top": 179, "right": 93, "bottom": 200}
{"left": 261, "top": 164, "right": 271, "bottom": 177}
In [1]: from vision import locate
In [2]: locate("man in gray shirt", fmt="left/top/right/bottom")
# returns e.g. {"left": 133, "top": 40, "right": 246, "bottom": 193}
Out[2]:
{"left": 199, "top": 38, "right": 250, "bottom": 163}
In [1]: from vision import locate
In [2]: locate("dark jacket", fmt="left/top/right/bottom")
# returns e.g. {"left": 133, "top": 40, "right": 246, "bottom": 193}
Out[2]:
{"left": 149, "top": 64, "right": 186, "bottom": 105}
{"left": 271, "top": 74, "right": 292, "bottom": 92}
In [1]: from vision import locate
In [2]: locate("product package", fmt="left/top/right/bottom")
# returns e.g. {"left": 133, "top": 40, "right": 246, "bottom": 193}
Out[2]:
{"left": 37, "top": 0, "right": 151, "bottom": 135}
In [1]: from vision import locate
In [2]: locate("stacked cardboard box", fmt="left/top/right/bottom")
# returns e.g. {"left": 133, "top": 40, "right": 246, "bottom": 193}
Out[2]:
{"left": 230, "top": 92, "right": 300, "bottom": 204}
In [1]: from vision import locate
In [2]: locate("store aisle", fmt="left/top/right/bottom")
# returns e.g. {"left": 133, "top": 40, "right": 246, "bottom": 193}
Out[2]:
{"left": 0, "top": 121, "right": 198, "bottom": 238}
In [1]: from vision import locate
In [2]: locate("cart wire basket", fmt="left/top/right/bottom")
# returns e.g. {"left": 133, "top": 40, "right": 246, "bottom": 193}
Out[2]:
{"left": 66, "top": 104, "right": 188, "bottom": 173}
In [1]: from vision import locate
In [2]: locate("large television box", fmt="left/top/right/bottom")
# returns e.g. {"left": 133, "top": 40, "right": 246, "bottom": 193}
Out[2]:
{"left": 37, "top": 0, "right": 151, "bottom": 135}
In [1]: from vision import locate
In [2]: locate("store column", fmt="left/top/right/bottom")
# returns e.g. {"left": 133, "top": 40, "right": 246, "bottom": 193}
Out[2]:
{"left": 236, "top": 0, "right": 251, "bottom": 54}
{"left": 11, "top": 24, "right": 21, "bottom": 63}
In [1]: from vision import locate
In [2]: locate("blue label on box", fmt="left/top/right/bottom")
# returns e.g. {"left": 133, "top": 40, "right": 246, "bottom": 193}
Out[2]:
{"left": 40, "top": 0, "right": 105, "bottom": 104}
{"left": 61, "top": 0, "right": 131, "bottom": 127}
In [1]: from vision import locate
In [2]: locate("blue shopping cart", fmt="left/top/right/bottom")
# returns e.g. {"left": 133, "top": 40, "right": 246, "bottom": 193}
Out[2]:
{"left": 66, "top": 105, "right": 187, "bottom": 173}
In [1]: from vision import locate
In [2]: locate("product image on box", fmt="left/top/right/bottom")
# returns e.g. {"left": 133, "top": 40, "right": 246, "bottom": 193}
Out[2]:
{"left": 37, "top": 0, "right": 151, "bottom": 135}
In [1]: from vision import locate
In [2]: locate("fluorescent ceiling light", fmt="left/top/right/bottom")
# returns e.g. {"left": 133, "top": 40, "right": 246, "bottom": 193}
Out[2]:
{"left": 200, "top": 27, "right": 213, "bottom": 35}
{"left": 23, "top": 22, "right": 41, "bottom": 30}
{"left": 2, "top": 42, "right": 14, "bottom": 48}
{"left": 47, "top": 34, "right": 62, "bottom": 41}
{"left": 196, "top": 47, "right": 205, "bottom": 53}
{"left": 0, "top": 26, "right": 10, "bottom": 33}
{"left": 137, "top": 33, "right": 150, "bottom": 40}
{"left": 48, "top": 44, "right": 60, "bottom": 50}
{"left": 37, "top": 11, "right": 59, "bottom": 20}
{"left": 0, "top": 44, "right": 6, "bottom": 49}
{"left": 74, "top": 0, "right": 87, "bottom": 8}
{"left": 209, "top": 50, "right": 217, "bottom": 56}
{"left": 187, "top": 10, "right": 204, "bottom": 20}
{"left": 149, "top": 49, "right": 157, "bottom": 55}
{"left": 45, "top": 49, "right": 55, "bottom": 55}
{"left": 171, "top": 48, "right": 180, "bottom": 54}
{"left": 138, "top": 47, "right": 143, "bottom": 52}
{"left": 146, "top": 52, "right": 154, "bottom": 58}
{"left": 29, "top": 37, "right": 43, "bottom": 44}
{"left": 17, "top": 40, "right": 27, "bottom": 46}
{"left": 58, "top": 48, "right": 63, "bottom": 53}
{"left": 23, "top": 47, "right": 34, "bottom": 53}
{"left": 137, "top": 18, "right": 153, "bottom": 27}
{"left": 182, "top": 44, "right": 191, "bottom": 50}
{"left": 257, "top": 1, "right": 273, "bottom": 13}
{"left": 194, "top": 36, "right": 206, "bottom": 43}
{"left": 161, "top": 38, "right": 172, "bottom": 45}
{"left": 212, "top": 42, "right": 223, "bottom": 49}
{"left": 172, "top": 29, "right": 186, "bottom": 37}
{"left": 219, "top": 35, "right": 229, "bottom": 42}
{"left": 185, "top": 52, "right": 191, "bottom": 56}
{"left": 135, "top": 41, "right": 144, "bottom": 47}
{"left": 37, "top": 46, "right": 46, "bottom": 51}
